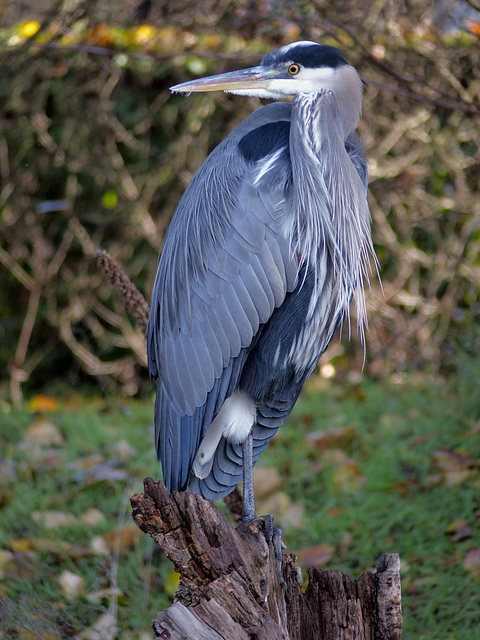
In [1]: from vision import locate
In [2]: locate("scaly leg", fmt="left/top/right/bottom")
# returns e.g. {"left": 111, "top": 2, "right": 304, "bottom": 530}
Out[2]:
{"left": 242, "top": 429, "right": 256, "bottom": 522}
{"left": 242, "top": 429, "right": 285, "bottom": 585}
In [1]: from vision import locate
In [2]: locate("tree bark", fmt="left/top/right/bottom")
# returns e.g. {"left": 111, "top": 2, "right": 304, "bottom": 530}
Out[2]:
{"left": 131, "top": 477, "right": 402, "bottom": 640}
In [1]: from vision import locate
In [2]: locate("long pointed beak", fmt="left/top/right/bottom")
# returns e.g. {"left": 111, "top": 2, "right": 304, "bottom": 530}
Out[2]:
{"left": 170, "top": 65, "right": 277, "bottom": 93}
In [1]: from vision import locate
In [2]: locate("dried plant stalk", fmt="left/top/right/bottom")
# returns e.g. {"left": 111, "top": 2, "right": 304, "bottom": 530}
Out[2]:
{"left": 94, "top": 249, "right": 150, "bottom": 337}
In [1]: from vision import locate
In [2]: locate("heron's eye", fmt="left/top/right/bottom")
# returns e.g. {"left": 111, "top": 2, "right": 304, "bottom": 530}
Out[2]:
{"left": 288, "top": 64, "right": 300, "bottom": 75}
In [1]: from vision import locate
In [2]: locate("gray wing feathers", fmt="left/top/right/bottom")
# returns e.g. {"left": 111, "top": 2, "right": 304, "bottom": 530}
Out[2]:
{"left": 148, "top": 103, "right": 297, "bottom": 490}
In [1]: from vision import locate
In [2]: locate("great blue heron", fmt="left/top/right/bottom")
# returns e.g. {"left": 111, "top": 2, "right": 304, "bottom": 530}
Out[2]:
{"left": 147, "top": 41, "right": 375, "bottom": 526}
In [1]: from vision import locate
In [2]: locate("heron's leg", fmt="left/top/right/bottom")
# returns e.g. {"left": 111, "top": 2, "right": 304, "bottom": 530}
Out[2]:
{"left": 242, "top": 430, "right": 285, "bottom": 585}
{"left": 242, "top": 429, "right": 256, "bottom": 522}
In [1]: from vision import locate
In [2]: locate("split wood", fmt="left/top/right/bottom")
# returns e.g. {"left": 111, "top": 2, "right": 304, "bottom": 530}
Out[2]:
{"left": 131, "top": 477, "right": 402, "bottom": 640}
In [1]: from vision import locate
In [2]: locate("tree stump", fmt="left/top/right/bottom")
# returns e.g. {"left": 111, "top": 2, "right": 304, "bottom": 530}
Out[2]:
{"left": 131, "top": 477, "right": 402, "bottom": 640}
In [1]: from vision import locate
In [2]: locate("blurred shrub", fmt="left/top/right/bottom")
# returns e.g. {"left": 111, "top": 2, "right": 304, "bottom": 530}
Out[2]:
{"left": 0, "top": 0, "right": 479, "bottom": 400}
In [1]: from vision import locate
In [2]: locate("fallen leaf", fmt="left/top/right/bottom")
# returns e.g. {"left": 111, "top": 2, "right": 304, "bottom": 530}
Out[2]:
{"left": 90, "top": 536, "right": 110, "bottom": 556}
{"left": 4, "top": 554, "right": 38, "bottom": 581}
{"left": 339, "top": 531, "right": 353, "bottom": 556}
{"left": 101, "top": 522, "right": 140, "bottom": 553}
{"left": 0, "top": 549, "right": 14, "bottom": 578}
{"left": 81, "top": 507, "right": 106, "bottom": 526}
{"left": 445, "top": 519, "right": 472, "bottom": 542}
{"left": 8, "top": 538, "right": 35, "bottom": 553}
{"left": 86, "top": 587, "right": 124, "bottom": 605}
{"left": 70, "top": 454, "right": 105, "bottom": 471}
{"left": 28, "top": 395, "right": 59, "bottom": 413}
{"left": 253, "top": 466, "right": 284, "bottom": 499}
{"left": 297, "top": 543, "right": 335, "bottom": 567}
{"left": 23, "top": 418, "right": 64, "bottom": 447}
{"left": 431, "top": 448, "right": 474, "bottom": 473}
{"left": 59, "top": 570, "right": 85, "bottom": 599}
{"left": 111, "top": 439, "right": 137, "bottom": 462}
{"left": 256, "top": 491, "right": 304, "bottom": 532}
{"left": 463, "top": 549, "right": 480, "bottom": 577}
{"left": 392, "top": 479, "right": 416, "bottom": 496}
{"left": 164, "top": 571, "right": 181, "bottom": 598}
{"left": 32, "top": 511, "right": 78, "bottom": 529}
{"left": 305, "top": 427, "right": 356, "bottom": 450}
{"left": 34, "top": 538, "right": 72, "bottom": 557}
{"left": 256, "top": 491, "right": 292, "bottom": 518}
{"left": 71, "top": 459, "right": 127, "bottom": 484}
{"left": 408, "top": 434, "right": 432, "bottom": 448}
{"left": 74, "top": 612, "right": 116, "bottom": 640}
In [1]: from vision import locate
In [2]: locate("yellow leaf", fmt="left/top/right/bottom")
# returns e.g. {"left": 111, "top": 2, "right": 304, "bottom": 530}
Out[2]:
{"left": 164, "top": 571, "right": 180, "bottom": 598}
{"left": 19, "top": 21, "right": 40, "bottom": 38}
{"left": 28, "top": 395, "right": 59, "bottom": 412}
{"left": 133, "top": 24, "right": 157, "bottom": 45}
{"left": 8, "top": 538, "right": 34, "bottom": 553}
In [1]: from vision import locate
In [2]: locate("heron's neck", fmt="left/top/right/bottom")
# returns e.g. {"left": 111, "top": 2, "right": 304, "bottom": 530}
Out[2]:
{"left": 292, "top": 64, "right": 363, "bottom": 142}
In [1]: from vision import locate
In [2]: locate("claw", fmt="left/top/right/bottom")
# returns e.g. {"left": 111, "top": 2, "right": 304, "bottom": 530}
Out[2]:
{"left": 263, "top": 514, "right": 286, "bottom": 588}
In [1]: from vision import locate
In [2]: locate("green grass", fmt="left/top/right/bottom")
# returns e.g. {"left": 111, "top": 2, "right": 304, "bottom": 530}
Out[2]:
{"left": 1, "top": 362, "right": 480, "bottom": 638}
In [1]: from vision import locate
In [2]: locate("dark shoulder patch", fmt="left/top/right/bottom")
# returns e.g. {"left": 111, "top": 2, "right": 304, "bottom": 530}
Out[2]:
{"left": 238, "top": 120, "right": 290, "bottom": 163}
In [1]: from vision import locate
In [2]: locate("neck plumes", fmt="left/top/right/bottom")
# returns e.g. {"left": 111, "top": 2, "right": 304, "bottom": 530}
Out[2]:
{"left": 287, "top": 70, "right": 373, "bottom": 342}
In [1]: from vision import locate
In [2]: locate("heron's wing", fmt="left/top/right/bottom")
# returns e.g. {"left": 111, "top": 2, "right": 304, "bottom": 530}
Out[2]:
{"left": 147, "top": 102, "right": 298, "bottom": 491}
{"left": 190, "top": 132, "right": 370, "bottom": 499}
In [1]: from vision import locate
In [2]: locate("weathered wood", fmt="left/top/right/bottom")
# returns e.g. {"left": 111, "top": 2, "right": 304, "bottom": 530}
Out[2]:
{"left": 131, "top": 478, "right": 402, "bottom": 639}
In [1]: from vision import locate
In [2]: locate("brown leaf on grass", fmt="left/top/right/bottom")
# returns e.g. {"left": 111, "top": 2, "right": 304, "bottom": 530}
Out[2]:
{"left": 408, "top": 434, "right": 432, "bottom": 448}
{"left": 431, "top": 448, "right": 475, "bottom": 472}
{"left": 253, "top": 466, "right": 284, "bottom": 499}
{"left": 431, "top": 448, "right": 477, "bottom": 485}
{"left": 296, "top": 543, "right": 335, "bottom": 568}
{"left": 445, "top": 519, "right": 472, "bottom": 542}
{"left": 256, "top": 491, "right": 305, "bottom": 532}
{"left": 86, "top": 587, "right": 125, "bottom": 605}
{"left": 3, "top": 553, "right": 38, "bottom": 582}
{"left": 81, "top": 507, "right": 107, "bottom": 526}
{"left": 74, "top": 612, "right": 117, "bottom": 640}
{"left": 463, "top": 549, "right": 480, "bottom": 577}
{"left": 0, "top": 549, "right": 14, "bottom": 578}
{"left": 305, "top": 427, "right": 357, "bottom": 450}
{"left": 34, "top": 538, "right": 73, "bottom": 557}
{"left": 339, "top": 531, "right": 353, "bottom": 556}
{"left": 111, "top": 439, "right": 137, "bottom": 462}
{"left": 392, "top": 479, "right": 416, "bottom": 496}
{"left": 32, "top": 510, "right": 78, "bottom": 529}
{"left": 70, "top": 454, "right": 105, "bottom": 471}
{"left": 23, "top": 418, "right": 64, "bottom": 447}
{"left": 101, "top": 522, "right": 141, "bottom": 553}
{"left": 321, "top": 449, "right": 366, "bottom": 491}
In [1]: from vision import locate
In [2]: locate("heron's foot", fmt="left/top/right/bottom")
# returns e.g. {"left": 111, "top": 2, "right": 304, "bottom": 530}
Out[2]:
{"left": 264, "top": 514, "right": 286, "bottom": 589}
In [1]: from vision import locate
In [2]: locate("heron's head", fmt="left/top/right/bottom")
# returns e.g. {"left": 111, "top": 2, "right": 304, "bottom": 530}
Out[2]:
{"left": 170, "top": 41, "right": 361, "bottom": 101}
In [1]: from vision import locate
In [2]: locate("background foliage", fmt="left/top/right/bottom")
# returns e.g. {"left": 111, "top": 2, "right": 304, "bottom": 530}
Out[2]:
{"left": 0, "top": 0, "right": 479, "bottom": 401}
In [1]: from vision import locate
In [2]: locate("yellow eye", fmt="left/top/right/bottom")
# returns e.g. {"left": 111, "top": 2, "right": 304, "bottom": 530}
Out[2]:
{"left": 288, "top": 64, "right": 300, "bottom": 75}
